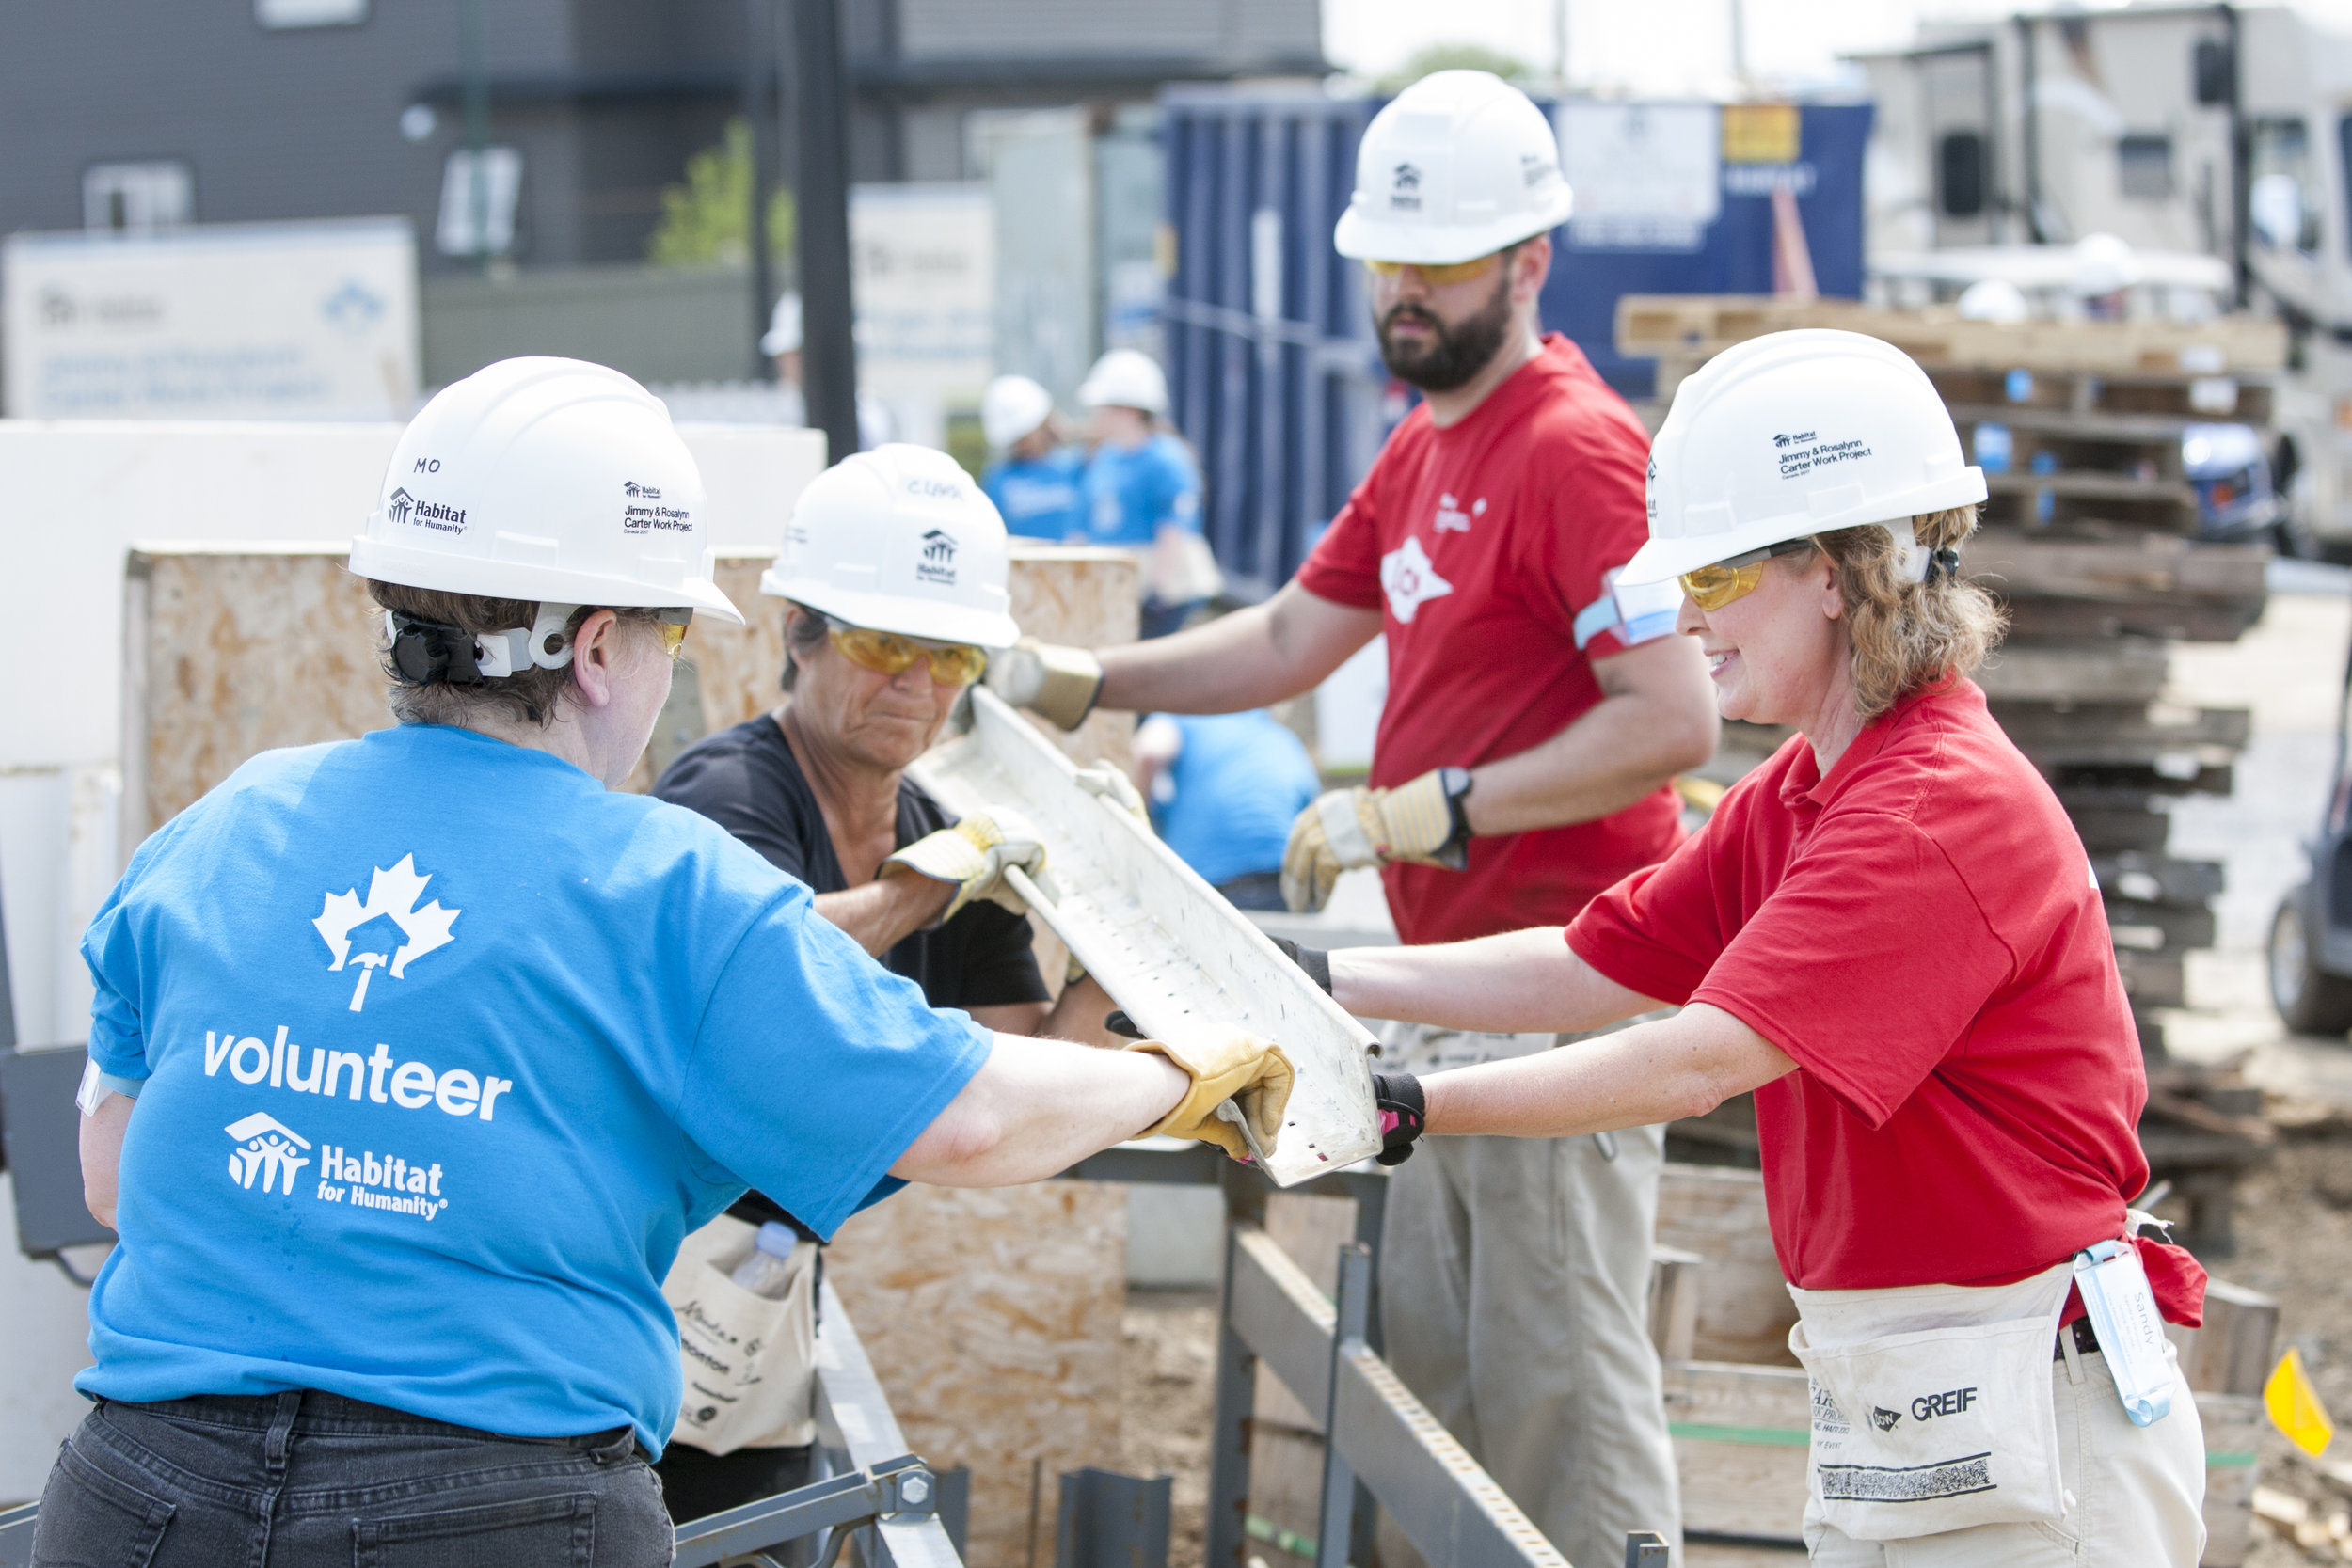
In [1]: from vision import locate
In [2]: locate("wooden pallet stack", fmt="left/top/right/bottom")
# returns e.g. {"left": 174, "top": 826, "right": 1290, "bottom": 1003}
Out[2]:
{"left": 1619, "top": 295, "right": 2283, "bottom": 1252}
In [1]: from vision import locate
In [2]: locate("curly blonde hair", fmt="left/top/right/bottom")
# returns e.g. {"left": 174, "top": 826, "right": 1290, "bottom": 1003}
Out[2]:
{"left": 1801, "top": 505, "right": 2007, "bottom": 720}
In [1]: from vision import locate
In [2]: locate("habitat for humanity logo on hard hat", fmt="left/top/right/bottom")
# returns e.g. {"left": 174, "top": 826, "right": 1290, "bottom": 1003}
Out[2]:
{"left": 916, "top": 528, "right": 958, "bottom": 586}
{"left": 621, "top": 478, "right": 693, "bottom": 535}
{"left": 311, "top": 855, "right": 460, "bottom": 1013}
{"left": 1390, "top": 162, "right": 1422, "bottom": 211}
{"left": 385, "top": 486, "right": 467, "bottom": 534}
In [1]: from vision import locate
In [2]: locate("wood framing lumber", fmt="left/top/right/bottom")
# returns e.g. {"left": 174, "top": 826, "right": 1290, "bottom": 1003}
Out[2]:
{"left": 1963, "top": 529, "right": 2269, "bottom": 607}
{"left": 1974, "top": 639, "right": 2169, "bottom": 704}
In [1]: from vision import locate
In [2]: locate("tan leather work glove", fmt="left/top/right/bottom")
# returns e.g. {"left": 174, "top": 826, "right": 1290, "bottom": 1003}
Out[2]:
{"left": 882, "top": 809, "right": 1054, "bottom": 922}
{"left": 983, "top": 639, "right": 1104, "bottom": 730}
{"left": 1127, "top": 1031, "right": 1294, "bottom": 1163}
{"left": 1279, "top": 767, "right": 1471, "bottom": 913}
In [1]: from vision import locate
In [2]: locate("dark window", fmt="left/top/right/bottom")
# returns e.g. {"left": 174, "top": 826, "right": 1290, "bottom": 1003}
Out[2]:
{"left": 1937, "top": 130, "right": 1987, "bottom": 218}
{"left": 2193, "top": 39, "right": 2233, "bottom": 106}
{"left": 2118, "top": 135, "right": 2174, "bottom": 200}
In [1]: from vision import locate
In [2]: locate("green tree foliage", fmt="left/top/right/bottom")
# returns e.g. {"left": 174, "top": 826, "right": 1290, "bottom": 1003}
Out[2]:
{"left": 647, "top": 119, "right": 796, "bottom": 268}
{"left": 1376, "top": 42, "right": 1544, "bottom": 95}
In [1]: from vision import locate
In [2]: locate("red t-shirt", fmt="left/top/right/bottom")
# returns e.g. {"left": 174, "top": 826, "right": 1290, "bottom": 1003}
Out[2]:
{"left": 1297, "top": 335, "right": 1684, "bottom": 944}
{"left": 1566, "top": 680, "right": 2205, "bottom": 1324}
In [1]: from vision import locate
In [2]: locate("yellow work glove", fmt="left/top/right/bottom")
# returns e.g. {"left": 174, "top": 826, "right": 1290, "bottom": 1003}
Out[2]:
{"left": 983, "top": 638, "right": 1104, "bottom": 730}
{"left": 1128, "top": 1031, "right": 1295, "bottom": 1163}
{"left": 1279, "top": 767, "right": 1472, "bottom": 914}
{"left": 882, "top": 809, "right": 1054, "bottom": 922}
{"left": 1073, "top": 762, "right": 1151, "bottom": 823}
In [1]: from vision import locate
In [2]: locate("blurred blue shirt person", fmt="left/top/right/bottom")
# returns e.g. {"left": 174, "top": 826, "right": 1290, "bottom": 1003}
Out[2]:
{"left": 1136, "top": 711, "right": 1320, "bottom": 911}
{"left": 980, "top": 374, "right": 1086, "bottom": 540}
{"left": 1077, "top": 350, "right": 1213, "bottom": 637}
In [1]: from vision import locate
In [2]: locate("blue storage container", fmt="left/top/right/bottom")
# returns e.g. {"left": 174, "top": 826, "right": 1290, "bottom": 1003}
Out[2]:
{"left": 1157, "top": 89, "right": 1873, "bottom": 600}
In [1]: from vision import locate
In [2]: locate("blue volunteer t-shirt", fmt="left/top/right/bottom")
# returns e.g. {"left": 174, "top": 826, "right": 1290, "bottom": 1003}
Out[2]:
{"left": 77, "top": 722, "right": 989, "bottom": 1454}
{"left": 983, "top": 448, "right": 1086, "bottom": 541}
{"left": 1153, "top": 713, "right": 1322, "bottom": 888}
{"left": 1080, "top": 433, "right": 1201, "bottom": 547}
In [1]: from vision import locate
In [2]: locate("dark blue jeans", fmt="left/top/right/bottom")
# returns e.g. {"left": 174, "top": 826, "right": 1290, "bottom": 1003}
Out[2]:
{"left": 32, "top": 1391, "right": 673, "bottom": 1567}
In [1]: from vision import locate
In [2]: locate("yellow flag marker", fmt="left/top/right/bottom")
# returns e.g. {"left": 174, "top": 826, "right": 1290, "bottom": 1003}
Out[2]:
{"left": 2266, "top": 1347, "right": 2336, "bottom": 1457}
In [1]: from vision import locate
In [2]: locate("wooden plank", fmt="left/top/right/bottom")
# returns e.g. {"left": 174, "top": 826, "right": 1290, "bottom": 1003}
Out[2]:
{"left": 1614, "top": 294, "right": 2287, "bottom": 374}
{"left": 1964, "top": 529, "right": 2269, "bottom": 606}
{"left": 1992, "top": 704, "right": 2252, "bottom": 761}
{"left": 1984, "top": 470, "right": 2199, "bottom": 506}
{"left": 2176, "top": 1282, "right": 2280, "bottom": 1399}
{"left": 1974, "top": 640, "right": 2169, "bottom": 704}
{"left": 1650, "top": 1247, "right": 1705, "bottom": 1366}
{"left": 1947, "top": 404, "right": 2213, "bottom": 443}
{"left": 2004, "top": 596, "right": 2265, "bottom": 644}
{"left": 1656, "top": 1165, "right": 1799, "bottom": 1368}
{"left": 2197, "top": 1392, "right": 2264, "bottom": 1568}
{"left": 2095, "top": 854, "right": 2224, "bottom": 905}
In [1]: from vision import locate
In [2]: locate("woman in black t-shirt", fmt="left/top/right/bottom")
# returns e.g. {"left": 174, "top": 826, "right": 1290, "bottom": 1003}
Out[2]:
{"left": 650, "top": 504, "right": 1119, "bottom": 1521}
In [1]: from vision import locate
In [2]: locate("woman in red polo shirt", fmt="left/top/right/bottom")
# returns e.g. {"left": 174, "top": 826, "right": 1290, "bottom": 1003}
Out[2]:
{"left": 1330, "top": 330, "right": 2209, "bottom": 1567}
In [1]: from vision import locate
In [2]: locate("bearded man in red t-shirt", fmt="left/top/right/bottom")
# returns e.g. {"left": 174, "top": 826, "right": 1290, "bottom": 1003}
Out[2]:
{"left": 990, "top": 71, "right": 1717, "bottom": 1567}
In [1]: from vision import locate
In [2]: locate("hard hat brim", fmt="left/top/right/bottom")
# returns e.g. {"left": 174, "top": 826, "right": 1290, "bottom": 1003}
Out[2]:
{"left": 349, "top": 535, "right": 749, "bottom": 626}
{"left": 1331, "top": 187, "right": 1575, "bottom": 267}
{"left": 1616, "top": 467, "right": 1991, "bottom": 588}
{"left": 757, "top": 571, "right": 1023, "bottom": 651}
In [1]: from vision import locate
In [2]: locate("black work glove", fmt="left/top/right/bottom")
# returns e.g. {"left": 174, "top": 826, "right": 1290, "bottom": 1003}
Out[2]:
{"left": 1268, "top": 937, "right": 1333, "bottom": 995}
{"left": 1372, "top": 1071, "right": 1425, "bottom": 1166}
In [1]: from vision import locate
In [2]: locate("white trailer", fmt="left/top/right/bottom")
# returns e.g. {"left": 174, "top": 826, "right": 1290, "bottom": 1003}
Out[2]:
{"left": 1857, "top": 5, "right": 2352, "bottom": 547}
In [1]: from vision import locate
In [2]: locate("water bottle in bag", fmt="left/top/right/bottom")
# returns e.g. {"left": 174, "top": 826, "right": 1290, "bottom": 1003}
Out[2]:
{"left": 729, "top": 1221, "right": 802, "bottom": 1298}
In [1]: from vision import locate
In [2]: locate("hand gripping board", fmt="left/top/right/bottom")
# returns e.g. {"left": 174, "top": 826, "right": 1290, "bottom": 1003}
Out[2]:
{"left": 908, "top": 688, "right": 1381, "bottom": 1184}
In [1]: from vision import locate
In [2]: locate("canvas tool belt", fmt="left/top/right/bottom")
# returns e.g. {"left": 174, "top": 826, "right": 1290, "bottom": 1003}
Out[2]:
{"left": 663, "top": 1212, "right": 819, "bottom": 1455}
{"left": 1787, "top": 1259, "right": 2074, "bottom": 1542}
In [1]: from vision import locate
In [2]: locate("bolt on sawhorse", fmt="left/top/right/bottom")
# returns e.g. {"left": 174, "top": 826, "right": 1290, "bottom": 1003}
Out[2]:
{"left": 1068, "top": 1143, "right": 1670, "bottom": 1568}
{"left": 0, "top": 1275, "right": 961, "bottom": 1568}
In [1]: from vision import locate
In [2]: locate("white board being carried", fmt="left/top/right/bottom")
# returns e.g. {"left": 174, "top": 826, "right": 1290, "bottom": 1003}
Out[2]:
{"left": 910, "top": 688, "right": 1380, "bottom": 1185}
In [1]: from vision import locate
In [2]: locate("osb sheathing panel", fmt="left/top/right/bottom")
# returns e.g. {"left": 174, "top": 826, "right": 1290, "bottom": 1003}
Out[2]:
{"left": 823, "top": 1181, "right": 1127, "bottom": 1568}
{"left": 129, "top": 543, "right": 1144, "bottom": 1568}
{"left": 133, "top": 545, "right": 1141, "bottom": 834}
{"left": 131, "top": 549, "right": 393, "bottom": 835}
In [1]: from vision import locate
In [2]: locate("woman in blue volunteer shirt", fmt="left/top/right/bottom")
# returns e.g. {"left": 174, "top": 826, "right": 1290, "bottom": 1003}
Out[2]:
{"left": 37, "top": 359, "right": 1290, "bottom": 1568}
{"left": 1075, "top": 350, "right": 1213, "bottom": 638}
{"left": 980, "top": 373, "right": 1086, "bottom": 542}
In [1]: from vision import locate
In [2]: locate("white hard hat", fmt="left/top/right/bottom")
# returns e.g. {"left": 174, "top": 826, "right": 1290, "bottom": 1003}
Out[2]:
{"left": 761, "top": 293, "right": 803, "bottom": 356}
{"left": 1955, "top": 277, "right": 2030, "bottom": 324}
{"left": 349, "top": 356, "right": 745, "bottom": 625}
{"left": 758, "top": 443, "right": 1021, "bottom": 648}
{"left": 982, "top": 374, "right": 1056, "bottom": 448}
{"left": 1332, "top": 71, "right": 1575, "bottom": 266}
{"left": 1624, "top": 329, "right": 1987, "bottom": 588}
{"left": 1077, "top": 349, "right": 1169, "bottom": 416}
{"left": 2070, "top": 233, "right": 2137, "bottom": 297}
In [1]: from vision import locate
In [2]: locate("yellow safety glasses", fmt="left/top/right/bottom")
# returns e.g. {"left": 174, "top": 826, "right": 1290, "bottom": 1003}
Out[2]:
{"left": 826, "top": 618, "right": 989, "bottom": 686}
{"left": 1677, "top": 540, "right": 1817, "bottom": 612}
{"left": 1364, "top": 253, "right": 1501, "bottom": 286}
{"left": 654, "top": 610, "right": 692, "bottom": 659}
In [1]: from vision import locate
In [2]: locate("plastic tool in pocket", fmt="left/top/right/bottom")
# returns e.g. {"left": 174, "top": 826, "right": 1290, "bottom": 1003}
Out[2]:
{"left": 2073, "top": 1240, "right": 2173, "bottom": 1427}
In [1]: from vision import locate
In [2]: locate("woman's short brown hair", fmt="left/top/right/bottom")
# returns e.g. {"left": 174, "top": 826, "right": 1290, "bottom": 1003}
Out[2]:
{"left": 365, "top": 579, "right": 662, "bottom": 728}
{"left": 1804, "top": 505, "right": 2007, "bottom": 721}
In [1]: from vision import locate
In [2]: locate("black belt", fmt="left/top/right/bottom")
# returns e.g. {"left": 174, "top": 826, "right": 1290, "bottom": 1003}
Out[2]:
{"left": 2054, "top": 1316, "right": 2099, "bottom": 1360}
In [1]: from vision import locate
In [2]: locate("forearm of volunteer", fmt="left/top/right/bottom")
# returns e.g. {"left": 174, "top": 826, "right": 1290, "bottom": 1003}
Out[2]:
{"left": 1462, "top": 636, "right": 1717, "bottom": 837}
{"left": 1328, "top": 927, "right": 1661, "bottom": 1036}
{"left": 813, "top": 877, "right": 955, "bottom": 958}
{"left": 890, "top": 1032, "right": 1188, "bottom": 1186}
{"left": 81, "top": 1092, "right": 135, "bottom": 1230}
{"left": 1095, "top": 582, "right": 1381, "bottom": 714}
{"left": 1423, "top": 1002, "right": 1796, "bottom": 1138}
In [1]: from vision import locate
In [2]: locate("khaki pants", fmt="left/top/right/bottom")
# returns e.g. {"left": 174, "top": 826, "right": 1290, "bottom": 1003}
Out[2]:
{"left": 1376, "top": 1025, "right": 1682, "bottom": 1568}
{"left": 1804, "top": 1345, "right": 2207, "bottom": 1567}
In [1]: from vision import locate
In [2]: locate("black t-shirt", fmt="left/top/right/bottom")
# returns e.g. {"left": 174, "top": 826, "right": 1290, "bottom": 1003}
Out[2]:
{"left": 655, "top": 715, "right": 1048, "bottom": 1234}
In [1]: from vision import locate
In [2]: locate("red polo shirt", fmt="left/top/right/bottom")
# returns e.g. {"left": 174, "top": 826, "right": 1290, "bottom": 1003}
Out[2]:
{"left": 1296, "top": 335, "right": 1683, "bottom": 944}
{"left": 1567, "top": 680, "right": 2204, "bottom": 1323}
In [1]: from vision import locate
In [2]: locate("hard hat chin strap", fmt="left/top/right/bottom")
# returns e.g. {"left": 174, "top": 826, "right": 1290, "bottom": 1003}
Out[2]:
{"left": 385, "top": 602, "right": 581, "bottom": 686}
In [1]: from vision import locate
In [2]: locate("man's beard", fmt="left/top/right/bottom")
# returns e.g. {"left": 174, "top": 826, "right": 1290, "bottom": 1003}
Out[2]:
{"left": 1375, "top": 269, "right": 1517, "bottom": 392}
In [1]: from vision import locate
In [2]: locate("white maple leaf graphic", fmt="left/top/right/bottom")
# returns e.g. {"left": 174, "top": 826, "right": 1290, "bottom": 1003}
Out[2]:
{"left": 311, "top": 854, "right": 461, "bottom": 994}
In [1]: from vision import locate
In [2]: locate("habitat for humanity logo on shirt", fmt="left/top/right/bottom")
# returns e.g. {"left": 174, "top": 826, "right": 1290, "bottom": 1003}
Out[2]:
{"left": 202, "top": 851, "right": 508, "bottom": 1225}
